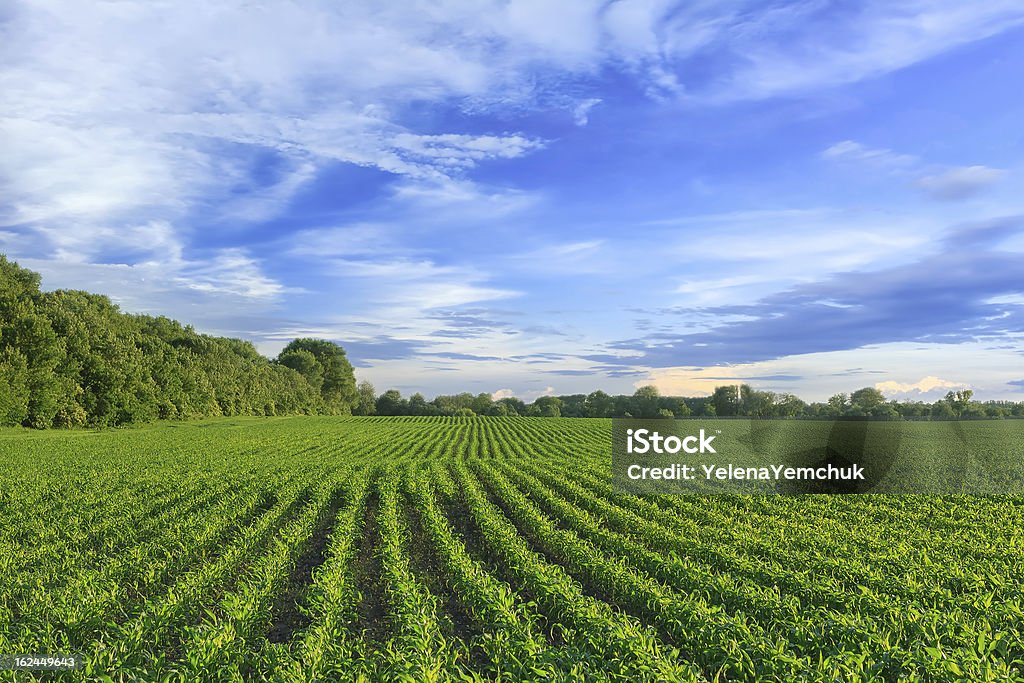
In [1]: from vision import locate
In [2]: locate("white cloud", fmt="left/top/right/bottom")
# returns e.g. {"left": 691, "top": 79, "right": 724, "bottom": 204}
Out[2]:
{"left": 520, "top": 386, "right": 557, "bottom": 403}
{"left": 179, "top": 248, "right": 290, "bottom": 300}
{"left": 18, "top": 255, "right": 286, "bottom": 326}
{"left": 215, "top": 161, "right": 319, "bottom": 224}
{"left": 286, "top": 224, "right": 405, "bottom": 260}
{"left": 875, "top": 375, "right": 962, "bottom": 395}
{"left": 509, "top": 239, "right": 608, "bottom": 274}
{"left": 388, "top": 179, "right": 539, "bottom": 217}
{"left": 823, "top": 141, "right": 1008, "bottom": 202}
{"left": 491, "top": 388, "right": 516, "bottom": 400}
{"left": 390, "top": 133, "right": 544, "bottom": 170}
{"left": 319, "top": 257, "right": 519, "bottom": 312}
{"left": 915, "top": 166, "right": 1007, "bottom": 201}
{"left": 572, "top": 98, "right": 602, "bottom": 126}
{"left": 6, "top": 0, "right": 1024, "bottom": 395}
{"left": 6, "top": 0, "right": 1021, "bottom": 273}
{"left": 1, "top": 1, "right": 557, "bottom": 274}
{"left": 674, "top": 275, "right": 773, "bottom": 306}
{"left": 821, "top": 140, "right": 917, "bottom": 169}
{"left": 662, "top": 207, "right": 932, "bottom": 276}
{"left": 641, "top": 342, "right": 1023, "bottom": 402}
{"left": 695, "top": 2, "right": 1024, "bottom": 102}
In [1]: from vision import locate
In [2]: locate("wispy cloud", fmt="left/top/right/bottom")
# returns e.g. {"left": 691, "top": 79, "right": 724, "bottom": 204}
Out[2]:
{"left": 7, "top": 1, "right": 1019, "bottom": 264}
{"left": 508, "top": 239, "right": 608, "bottom": 275}
{"left": 823, "top": 140, "right": 1008, "bottom": 201}
{"left": 821, "top": 140, "right": 917, "bottom": 169}
{"left": 5, "top": 1, "right": 1024, "bottom": 400}
{"left": 179, "top": 249, "right": 290, "bottom": 300}
{"left": 597, "top": 217, "right": 1024, "bottom": 368}
{"left": 322, "top": 257, "right": 520, "bottom": 310}
{"left": 391, "top": 133, "right": 544, "bottom": 172}
{"left": 915, "top": 166, "right": 1007, "bottom": 200}
{"left": 690, "top": 2, "right": 1024, "bottom": 102}
{"left": 16, "top": 256, "right": 287, "bottom": 332}
{"left": 572, "top": 98, "right": 602, "bottom": 126}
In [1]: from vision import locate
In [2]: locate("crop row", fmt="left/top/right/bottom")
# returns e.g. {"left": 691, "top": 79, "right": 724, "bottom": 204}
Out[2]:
{"left": 1, "top": 416, "right": 1021, "bottom": 682}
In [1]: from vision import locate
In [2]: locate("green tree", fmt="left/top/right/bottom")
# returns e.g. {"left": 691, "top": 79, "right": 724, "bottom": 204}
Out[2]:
{"left": 471, "top": 393, "right": 494, "bottom": 415}
{"left": 353, "top": 381, "right": 376, "bottom": 415}
{"left": 408, "top": 392, "right": 430, "bottom": 416}
{"left": 870, "top": 402, "right": 900, "bottom": 418}
{"left": 558, "top": 394, "right": 587, "bottom": 417}
{"left": 711, "top": 385, "right": 739, "bottom": 416}
{"left": 486, "top": 402, "right": 510, "bottom": 416}
{"left": 584, "top": 390, "right": 614, "bottom": 418}
{"left": 850, "top": 387, "right": 886, "bottom": 414}
{"left": 944, "top": 389, "right": 973, "bottom": 416}
{"left": 278, "top": 349, "right": 323, "bottom": 393}
{"left": 739, "top": 385, "right": 775, "bottom": 416}
{"left": 532, "top": 396, "right": 563, "bottom": 417}
{"left": 962, "top": 401, "right": 987, "bottom": 418}
{"left": 0, "top": 349, "right": 30, "bottom": 426}
{"left": 496, "top": 397, "right": 525, "bottom": 416}
{"left": 376, "top": 389, "right": 407, "bottom": 416}
{"left": 774, "top": 393, "right": 806, "bottom": 417}
{"left": 278, "top": 339, "right": 357, "bottom": 414}
{"left": 0, "top": 255, "right": 356, "bottom": 427}
{"left": 826, "top": 393, "right": 848, "bottom": 416}
{"left": 0, "top": 256, "right": 65, "bottom": 427}
{"left": 632, "top": 385, "right": 660, "bottom": 419}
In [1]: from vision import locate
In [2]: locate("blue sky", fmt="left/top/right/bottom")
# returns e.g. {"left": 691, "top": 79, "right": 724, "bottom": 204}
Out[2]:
{"left": 3, "top": 1, "right": 1024, "bottom": 402}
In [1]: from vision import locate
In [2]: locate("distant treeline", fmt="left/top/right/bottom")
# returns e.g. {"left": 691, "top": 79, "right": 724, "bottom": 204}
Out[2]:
{"left": 4, "top": 255, "right": 1021, "bottom": 429}
{"left": 1, "top": 256, "right": 357, "bottom": 427}
{"left": 361, "top": 384, "right": 1024, "bottom": 419}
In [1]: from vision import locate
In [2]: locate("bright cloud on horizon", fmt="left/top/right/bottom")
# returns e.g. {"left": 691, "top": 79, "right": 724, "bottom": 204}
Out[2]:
{"left": 3, "top": 1, "right": 1024, "bottom": 401}
{"left": 875, "top": 376, "right": 962, "bottom": 396}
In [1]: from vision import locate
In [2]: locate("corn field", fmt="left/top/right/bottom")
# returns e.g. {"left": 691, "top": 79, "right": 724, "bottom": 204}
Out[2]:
{"left": 2, "top": 417, "right": 1022, "bottom": 681}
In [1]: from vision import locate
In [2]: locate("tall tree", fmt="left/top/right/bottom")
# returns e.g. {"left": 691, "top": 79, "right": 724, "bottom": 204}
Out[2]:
{"left": 278, "top": 338, "right": 357, "bottom": 414}
{"left": 353, "top": 381, "right": 377, "bottom": 415}
{"left": 944, "top": 389, "right": 973, "bottom": 416}
{"left": 531, "top": 396, "right": 563, "bottom": 417}
{"left": 496, "top": 397, "right": 526, "bottom": 416}
{"left": 584, "top": 390, "right": 613, "bottom": 418}
{"left": 632, "top": 385, "right": 661, "bottom": 419}
{"left": 471, "top": 392, "right": 494, "bottom": 415}
{"left": 849, "top": 387, "right": 886, "bottom": 415}
{"left": 827, "top": 393, "right": 848, "bottom": 416}
{"left": 711, "top": 385, "right": 739, "bottom": 416}
{"left": 376, "top": 389, "right": 407, "bottom": 416}
{"left": 408, "top": 392, "right": 430, "bottom": 416}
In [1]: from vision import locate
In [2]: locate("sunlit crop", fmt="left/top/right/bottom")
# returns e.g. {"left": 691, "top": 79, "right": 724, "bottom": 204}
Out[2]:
{"left": 1, "top": 416, "right": 1022, "bottom": 681}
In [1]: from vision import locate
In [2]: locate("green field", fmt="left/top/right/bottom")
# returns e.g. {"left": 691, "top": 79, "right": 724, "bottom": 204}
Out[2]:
{"left": 2, "top": 417, "right": 1023, "bottom": 681}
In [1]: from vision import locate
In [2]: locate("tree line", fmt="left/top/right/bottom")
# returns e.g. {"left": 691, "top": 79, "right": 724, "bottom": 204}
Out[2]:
{"left": 1, "top": 256, "right": 357, "bottom": 427}
{"left": 4, "top": 255, "right": 1021, "bottom": 428}
{"left": 358, "top": 383, "right": 1024, "bottom": 419}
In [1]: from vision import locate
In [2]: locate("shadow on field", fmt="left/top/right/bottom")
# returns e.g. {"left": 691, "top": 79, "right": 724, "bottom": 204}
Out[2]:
{"left": 740, "top": 418, "right": 900, "bottom": 493}
{"left": 267, "top": 487, "right": 347, "bottom": 644}
{"left": 352, "top": 483, "right": 387, "bottom": 644}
